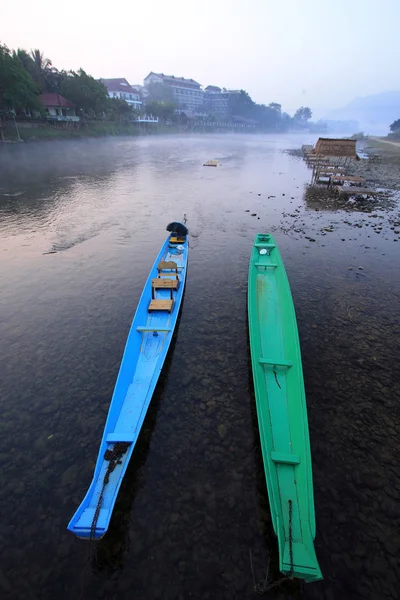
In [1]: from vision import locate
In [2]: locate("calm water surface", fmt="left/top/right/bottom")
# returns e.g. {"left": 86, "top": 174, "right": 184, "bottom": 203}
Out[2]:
{"left": 0, "top": 134, "right": 399, "bottom": 600}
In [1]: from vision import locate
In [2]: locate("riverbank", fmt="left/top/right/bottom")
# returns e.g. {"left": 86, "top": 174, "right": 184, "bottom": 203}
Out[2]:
{"left": 0, "top": 121, "right": 177, "bottom": 143}
{"left": 289, "top": 137, "right": 400, "bottom": 192}
{"left": 1, "top": 120, "right": 297, "bottom": 144}
{"left": 346, "top": 138, "right": 400, "bottom": 191}
{"left": 368, "top": 136, "right": 400, "bottom": 150}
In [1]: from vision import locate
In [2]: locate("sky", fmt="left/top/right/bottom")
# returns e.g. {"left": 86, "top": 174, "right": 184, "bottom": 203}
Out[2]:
{"left": 2, "top": 0, "right": 399, "bottom": 117}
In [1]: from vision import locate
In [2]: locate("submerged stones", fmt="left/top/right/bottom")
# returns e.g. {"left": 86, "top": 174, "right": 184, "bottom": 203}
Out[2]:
{"left": 217, "top": 424, "right": 227, "bottom": 438}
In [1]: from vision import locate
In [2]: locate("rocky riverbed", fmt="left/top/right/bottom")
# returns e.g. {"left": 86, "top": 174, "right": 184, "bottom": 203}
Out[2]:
{"left": 0, "top": 134, "right": 399, "bottom": 600}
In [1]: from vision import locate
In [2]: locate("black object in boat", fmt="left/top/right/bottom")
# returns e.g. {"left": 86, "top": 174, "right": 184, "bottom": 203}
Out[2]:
{"left": 166, "top": 222, "right": 189, "bottom": 237}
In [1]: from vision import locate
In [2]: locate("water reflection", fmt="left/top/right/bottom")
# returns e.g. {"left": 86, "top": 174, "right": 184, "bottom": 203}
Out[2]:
{"left": 0, "top": 134, "right": 399, "bottom": 600}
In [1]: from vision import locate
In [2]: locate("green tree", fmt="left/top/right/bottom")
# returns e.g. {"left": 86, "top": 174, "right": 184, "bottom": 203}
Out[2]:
{"left": 30, "top": 49, "right": 53, "bottom": 91}
{"left": 389, "top": 119, "right": 400, "bottom": 133}
{"left": 30, "top": 48, "right": 52, "bottom": 91}
{"left": 281, "top": 112, "right": 292, "bottom": 131}
{"left": 144, "top": 82, "right": 178, "bottom": 120}
{"left": 14, "top": 48, "right": 64, "bottom": 93}
{"left": 294, "top": 106, "right": 312, "bottom": 122}
{"left": 146, "top": 81, "right": 175, "bottom": 103}
{"left": 228, "top": 89, "right": 255, "bottom": 118}
{"left": 14, "top": 49, "right": 35, "bottom": 74}
{"left": 31, "top": 48, "right": 52, "bottom": 72}
{"left": 225, "top": 91, "right": 288, "bottom": 130}
{"left": 251, "top": 104, "right": 275, "bottom": 128}
{"left": 60, "top": 70, "right": 108, "bottom": 116}
{"left": 145, "top": 99, "right": 177, "bottom": 121}
{"left": 0, "top": 44, "right": 40, "bottom": 114}
{"left": 107, "top": 97, "right": 136, "bottom": 123}
{"left": 268, "top": 102, "right": 282, "bottom": 113}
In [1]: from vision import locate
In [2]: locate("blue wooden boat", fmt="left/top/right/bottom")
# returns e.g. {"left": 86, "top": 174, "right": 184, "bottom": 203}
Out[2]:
{"left": 68, "top": 222, "right": 189, "bottom": 539}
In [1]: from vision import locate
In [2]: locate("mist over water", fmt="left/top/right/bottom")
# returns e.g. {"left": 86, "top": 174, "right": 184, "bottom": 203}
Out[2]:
{"left": 0, "top": 134, "right": 399, "bottom": 600}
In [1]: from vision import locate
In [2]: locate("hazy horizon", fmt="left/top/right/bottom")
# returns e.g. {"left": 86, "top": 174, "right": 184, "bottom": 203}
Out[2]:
{"left": 2, "top": 0, "right": 399, "bottom": 118}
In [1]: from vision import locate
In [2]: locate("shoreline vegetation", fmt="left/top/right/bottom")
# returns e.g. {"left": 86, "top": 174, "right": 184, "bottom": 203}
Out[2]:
{"left": 0, "top": 121, "right": 177, "bottom": 142}
{"left": 2, "top": 124, "right": 400, "bottom": 145}
{"left": 2, "top": 44, "right": 399, "bottom": 145}
{"left": 1, "top": 43, "right": 321, "bottom": 144}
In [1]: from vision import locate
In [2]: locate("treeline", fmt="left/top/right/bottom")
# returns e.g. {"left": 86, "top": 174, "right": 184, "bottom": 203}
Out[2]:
{"left": 0, "top": 44, "right": 136, "bottom": 122}
{"left": 389, "top": 119, "right": 400, "bottom": 138}
{"left": 144, "top": 83, "right": 312, "bottom": 130}
{"left": 223, "top": 90, "right": 312, "bottom": 131}
{"left": 1, "top": 41, "right": 314, "bottom": 132}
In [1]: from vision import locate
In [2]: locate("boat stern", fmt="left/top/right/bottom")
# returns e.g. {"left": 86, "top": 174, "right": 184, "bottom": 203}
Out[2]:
{"left": 280, "top": 522, "right": 323, "bottom": 583}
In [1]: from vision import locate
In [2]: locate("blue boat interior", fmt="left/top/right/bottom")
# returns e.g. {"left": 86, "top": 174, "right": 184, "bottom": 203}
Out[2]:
{"left": 68, "top": 228, "right": 188, "bottom": 539}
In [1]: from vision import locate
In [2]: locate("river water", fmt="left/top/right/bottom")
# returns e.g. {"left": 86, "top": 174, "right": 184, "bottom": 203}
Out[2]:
{"left": 0, "top": 134, "right": 399, "bottom": 600}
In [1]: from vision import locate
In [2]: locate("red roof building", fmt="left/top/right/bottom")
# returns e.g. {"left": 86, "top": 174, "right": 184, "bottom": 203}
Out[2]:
{"left": 100, "top": 78, "right": 142, "bottom": 109}
{"left": 40, "top": 93, "right": 76, "bottom": 108}
{"left": 39, "top": 94, "right": 79, "bottom": 122}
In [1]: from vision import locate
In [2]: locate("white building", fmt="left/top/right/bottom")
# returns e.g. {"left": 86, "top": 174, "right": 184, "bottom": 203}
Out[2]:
{"left": 143, "top": 72, "right": 204, "bottom": 112}
{"left": 203, "top": 86, "right": 241, "bottom": 120}
{"left": 100, "top": 78, "right": 142, "bottom": 110}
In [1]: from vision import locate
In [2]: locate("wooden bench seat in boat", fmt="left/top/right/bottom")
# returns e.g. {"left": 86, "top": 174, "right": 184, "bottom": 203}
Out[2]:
{"left": 148, "top": 299, "right": 174, "bottom": 312}
{"left": 151, "top": 278, "right": 179, "bottom": 299}
{"left": 152, "top": 278, "right": 179, "bottom": 290}
{"left": 169, "top": 237, "right": 185, "bottom": 243}
{"left": 157, "top": 261, "right": 179, "bottom": 278}
{"left": 147, "top": 261, "right": 179, "bottom": 312}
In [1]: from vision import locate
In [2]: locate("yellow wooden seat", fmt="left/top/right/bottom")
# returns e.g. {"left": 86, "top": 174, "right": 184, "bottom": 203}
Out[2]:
{"left": 152, "top": 278, "right": 179, "bottom": 290}
{"left": 157, "top": 261, "right": 178, "bottom": 279}
{"left": 151, "top": 278, "right": 179, "bottom": 300}
{"left": 169, "top": 237, "right": 185, "bottom": 244}
{"left": 148, "top": 299, "right": 174, "bottom": 313}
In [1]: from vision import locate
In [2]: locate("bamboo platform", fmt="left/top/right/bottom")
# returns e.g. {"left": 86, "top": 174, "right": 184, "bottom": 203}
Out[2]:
{"left": 334, "top": 186, "right": 376, "bottom": 197}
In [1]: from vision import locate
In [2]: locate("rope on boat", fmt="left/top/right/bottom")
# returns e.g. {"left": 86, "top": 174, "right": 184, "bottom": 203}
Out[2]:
{"left": 273, "top": 370, "right": 282, "bottom": 389}
{"left": 182, "top": 212, "right": 199, "bottom": 250}
{"left": 250, "top": 499, "right": 294, "bottom": 595}
{"left": 90, "top": 442, "right": 131, "bottom": 540}
{"left": 288, "top": 499, "right": 294, "bottom": 575}
{"left": 250, "top": 549, "right": 270, "bottom": 595}
{"left": 78, "top": 442, "right": 131, "bottom": 600}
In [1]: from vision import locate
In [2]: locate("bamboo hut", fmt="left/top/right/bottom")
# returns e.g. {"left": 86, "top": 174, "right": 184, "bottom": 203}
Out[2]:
{"left": 309, "top": 138, "right": 359, "bottom": 185}
{"left": 314, "top": 138, "right": 359, "bottom": 159}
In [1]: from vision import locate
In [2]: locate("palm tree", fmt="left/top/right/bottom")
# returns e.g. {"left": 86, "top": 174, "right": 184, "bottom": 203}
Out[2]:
{"left": 29, "top": 49, "right": 59, "bottom": 92}
{"left": 30, "top": 49, "right": 52, "bottom": 73}
{"left": 15, "top": 49, "right": 34, "bottom": 71}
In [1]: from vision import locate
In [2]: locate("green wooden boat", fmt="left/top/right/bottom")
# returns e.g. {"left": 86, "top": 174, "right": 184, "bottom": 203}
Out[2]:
{"left": 248, "top": 233, "right": 322, "bottom": 583}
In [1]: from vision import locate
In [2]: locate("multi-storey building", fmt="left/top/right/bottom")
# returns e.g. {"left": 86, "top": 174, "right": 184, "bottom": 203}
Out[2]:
{"left": 203, "top": 85, "right": 240, "bottom": 120}
{"left": 143, "top": 72, "right": 242, "bottom": 120}
{"left": 143, "top": 72, "right": 204, "bottom": 112}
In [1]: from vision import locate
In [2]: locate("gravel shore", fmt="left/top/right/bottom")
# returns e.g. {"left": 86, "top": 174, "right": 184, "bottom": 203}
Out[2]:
{"left": 348, "top": 139, "right": 400, "bottom": 191}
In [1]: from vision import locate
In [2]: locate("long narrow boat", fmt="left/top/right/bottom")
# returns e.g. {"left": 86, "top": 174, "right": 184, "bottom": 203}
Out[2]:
{"left": 68, "top": 222, "right": 189, "bottom": 539}
{"left": 248, "top": 233, "right": 322, "bottom": 582}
